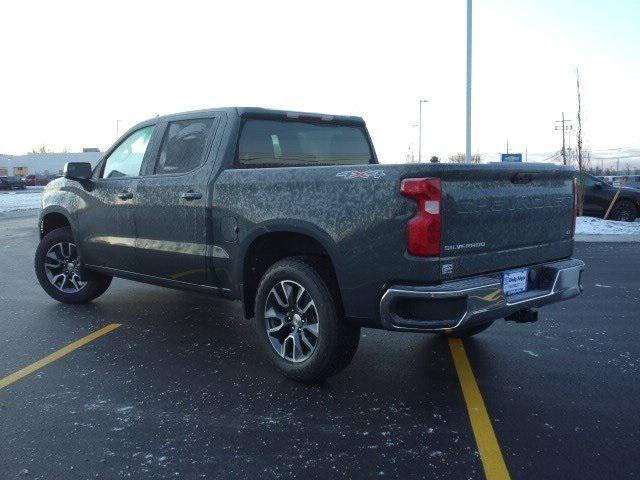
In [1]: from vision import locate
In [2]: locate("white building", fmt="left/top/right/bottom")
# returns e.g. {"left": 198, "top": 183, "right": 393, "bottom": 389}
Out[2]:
{"left": 0, "top": 152, "right": 103, "bottom": 176}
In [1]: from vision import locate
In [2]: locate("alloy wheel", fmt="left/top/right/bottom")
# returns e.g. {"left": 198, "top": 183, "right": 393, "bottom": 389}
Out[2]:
{"left": 264, "top": 280, "right": 319, "bottom": 363}
{"left": 44, "top": 242, "right": 87, "bottom": 293}
{"left": 613, "top": 207, "right": 633, "bottom": 222}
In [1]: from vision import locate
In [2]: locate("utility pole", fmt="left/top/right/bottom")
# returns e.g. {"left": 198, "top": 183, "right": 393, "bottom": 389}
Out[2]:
{"left": 465, "top": 0, "right": 472, "bottom": 164}
{"left": 525, "top": 146, "right": 528, "bottom": 162}
{"left": 418, "top": 100, "right": 429, "bottom": 163}
{"left": 555, "top": 112, "right": 573, "bottom": 165}
{"left": 116, "top": 120, "right": 121, "bottom": 138}
{"left": 506, "top": 139, "right": 509, "bottom": 154}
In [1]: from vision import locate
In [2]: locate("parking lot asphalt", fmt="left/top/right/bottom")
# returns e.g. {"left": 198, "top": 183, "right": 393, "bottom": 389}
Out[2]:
{"left": 1, "top": 215, "right": 638, "bottom": 480}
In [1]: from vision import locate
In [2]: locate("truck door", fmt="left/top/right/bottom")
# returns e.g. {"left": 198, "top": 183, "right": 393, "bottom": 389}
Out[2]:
{"left": 581, "top": 175, "right": 610, "bottom": 216}
{"left": 78, "top": 125, "right": 157, "bottom": 272}
{"left": 133, "top": 115, "right": 221, "bottom": 286}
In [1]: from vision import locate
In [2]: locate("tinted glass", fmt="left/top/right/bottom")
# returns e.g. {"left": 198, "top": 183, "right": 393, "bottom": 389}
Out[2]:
{"left": 237, "top": 119, "right": 372, "bottom": 167}
{"left": 583, "top": 175, "right": 599, "bottom": 187}
{"left": 102, "top": 126, "right": 155, "bottom": 178}
{"left": 155, "top": 118, "right": 214, "bottom": 175}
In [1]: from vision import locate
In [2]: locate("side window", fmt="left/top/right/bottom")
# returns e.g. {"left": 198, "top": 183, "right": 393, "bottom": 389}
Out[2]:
{"left": 154, "top": 118, "right": 214, "bottom": 175}
{"left": 102, "top": 126, "right": 155, "bottom": 179}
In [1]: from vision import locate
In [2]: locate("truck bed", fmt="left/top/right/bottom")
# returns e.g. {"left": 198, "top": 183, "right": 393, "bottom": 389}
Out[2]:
{"left": 213, "top": 162, "right": 576, "bottom": 324}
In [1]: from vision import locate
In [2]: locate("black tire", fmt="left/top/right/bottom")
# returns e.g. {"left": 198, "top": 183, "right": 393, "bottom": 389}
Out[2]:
{"left": 442, "top": 321, "right": 494, "bottom": 338}
{"left": 35, "top": 227, "right": 112, "bottom": 304}
{"left": 608, "top": 201, "right": 638, "bottom": 222}
{"left": 254, "top": 256, "right": 360, "bottom": 383}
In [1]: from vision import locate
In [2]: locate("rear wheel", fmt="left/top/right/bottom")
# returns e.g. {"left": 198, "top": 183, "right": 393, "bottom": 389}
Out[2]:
{"left": 443, "top": 321, "right": 494, "bottom": 338}
{"left": 608, "top": 201, "right": 638, "bottom": 222}
{"left": 254, "top": 256, "right": 360, "bottom": 383}
{"left": 35, "top": 227, "right": 112, "bottom": 303}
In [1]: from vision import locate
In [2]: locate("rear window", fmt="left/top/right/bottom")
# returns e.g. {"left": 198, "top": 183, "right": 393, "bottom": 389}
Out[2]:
{"left": 237, "top": 119, "right": 373, "bottom": 168}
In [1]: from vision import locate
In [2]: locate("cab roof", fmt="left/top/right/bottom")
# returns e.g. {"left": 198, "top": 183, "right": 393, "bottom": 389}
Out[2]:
{"left": 145, "top": 107, "right": 365, "bottom": 126}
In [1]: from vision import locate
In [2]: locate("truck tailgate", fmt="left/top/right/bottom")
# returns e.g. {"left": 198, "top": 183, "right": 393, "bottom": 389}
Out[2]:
{"left": 440, "top": 168, "right": 575, "bottom": 279}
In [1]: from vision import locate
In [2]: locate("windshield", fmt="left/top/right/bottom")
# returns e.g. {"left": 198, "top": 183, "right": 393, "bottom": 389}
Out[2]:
{"left": 237, "top": 119, "right": 373, "bottom": 168}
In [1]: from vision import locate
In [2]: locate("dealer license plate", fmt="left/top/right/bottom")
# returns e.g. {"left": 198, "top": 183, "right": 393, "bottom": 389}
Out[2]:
{"left": 502, "top": 268, "right": 529, "bottom": 296}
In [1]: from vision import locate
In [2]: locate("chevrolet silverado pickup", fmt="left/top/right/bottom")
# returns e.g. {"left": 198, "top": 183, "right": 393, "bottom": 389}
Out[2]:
{"left": 35, "top": 107, "right": 585, "bottom": 382}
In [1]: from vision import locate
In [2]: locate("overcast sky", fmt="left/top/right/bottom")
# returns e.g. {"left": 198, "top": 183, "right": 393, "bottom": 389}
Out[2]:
{"left": 1, "top": 0, "right": 638, "bottom": 165}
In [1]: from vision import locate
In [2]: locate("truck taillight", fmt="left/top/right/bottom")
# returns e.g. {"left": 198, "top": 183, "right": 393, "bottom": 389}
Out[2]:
{"left": 400, "top": 178, "right": 441, "bottom": 257}
{"left": 571, "top": 177, "right": 578, "bottom": 236}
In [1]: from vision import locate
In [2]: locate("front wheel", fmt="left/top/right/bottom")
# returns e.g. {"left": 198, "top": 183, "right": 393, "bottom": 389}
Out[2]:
{"left": 254, "top": 256, "right": 360, "bottom": 383}
{"left": 608, "top": 200, "right": 638, "bottom": 222}
{"left": 35, "top": 227, "right": 112, "bottom": 304}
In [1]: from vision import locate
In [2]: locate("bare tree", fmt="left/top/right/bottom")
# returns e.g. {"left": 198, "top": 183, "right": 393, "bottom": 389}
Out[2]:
{"left": 30, "top": 144, "right": 51, "bottom": 154}
{"left": 448, "top": 153, "right": 480, "bottom": 164}
{"left": 575, "top": 68, "right": 590, "bottom": 215}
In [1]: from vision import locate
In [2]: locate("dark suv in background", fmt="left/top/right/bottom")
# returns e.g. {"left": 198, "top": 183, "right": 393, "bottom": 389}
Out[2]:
{"left": 581, "top": 174, "right": 640, "bottom": 222}
{"left": 0, "top": 176, "right": 26, "bottom": 190}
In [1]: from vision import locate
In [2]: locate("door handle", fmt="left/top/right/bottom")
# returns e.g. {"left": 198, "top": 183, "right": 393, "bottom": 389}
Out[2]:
{"left": 117, "top": 191, "right": 133, "bottom": 200}
{"left": 181, "top": 191, "right": 202, "bottom": 200}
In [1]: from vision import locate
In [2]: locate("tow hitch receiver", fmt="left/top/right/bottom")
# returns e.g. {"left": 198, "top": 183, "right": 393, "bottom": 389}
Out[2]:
{"left": 505, "top": 308, "right": 539, "bottom": 324}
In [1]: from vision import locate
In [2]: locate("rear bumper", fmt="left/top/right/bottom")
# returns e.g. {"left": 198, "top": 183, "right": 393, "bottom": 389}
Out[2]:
{"left": 379, "top": 258, "right": 585, "bottom": 332}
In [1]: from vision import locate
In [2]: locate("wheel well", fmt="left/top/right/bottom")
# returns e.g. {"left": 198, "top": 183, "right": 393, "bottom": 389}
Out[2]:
{"left": 242, "top": 232, "right": 343, "bottom": 318}
{"left": 41, "top": 212, "right": 70, "bottom": 238}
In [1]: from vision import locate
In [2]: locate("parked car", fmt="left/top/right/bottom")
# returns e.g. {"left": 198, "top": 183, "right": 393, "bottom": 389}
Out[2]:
{"left": 0, "top": 175, "right": 26, "bottom": 190}
{"left": 25, "top": 174, "right": 62, "bottom": 186}
{"left": 581, "top": 173, "right": 640, "bottom": 222}
{"left": 34, "top": 107, "right": 585, "bottom": 382}
{"left": 25, "top": 174, "right": 51, "bottom": 187}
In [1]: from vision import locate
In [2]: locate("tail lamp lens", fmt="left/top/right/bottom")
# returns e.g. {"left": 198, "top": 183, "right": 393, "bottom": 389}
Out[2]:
{"left": 400, "top": 178, "right": 442, "bottom": 256}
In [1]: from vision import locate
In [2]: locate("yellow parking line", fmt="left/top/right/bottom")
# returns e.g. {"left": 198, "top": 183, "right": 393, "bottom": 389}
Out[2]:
{"left": 0, "top": 323, "right": 122, "bottom": 390}
{"left": 448, "top": 337, "right": 511, "bottom": 480}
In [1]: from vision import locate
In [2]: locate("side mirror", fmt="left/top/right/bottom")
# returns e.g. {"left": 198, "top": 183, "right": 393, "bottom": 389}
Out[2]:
{"left": 63, "top": 162, "right": 93, "bottom": 181}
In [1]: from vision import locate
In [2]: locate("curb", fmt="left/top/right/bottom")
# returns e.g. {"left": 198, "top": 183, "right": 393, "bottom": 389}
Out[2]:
{"left": 575, "top": 234, "right": 640, "bottom": 243}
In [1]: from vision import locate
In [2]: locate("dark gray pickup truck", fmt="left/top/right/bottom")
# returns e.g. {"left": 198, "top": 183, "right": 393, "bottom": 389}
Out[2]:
{"left": 35, "top": 107, "right": 585, "bottom": 382}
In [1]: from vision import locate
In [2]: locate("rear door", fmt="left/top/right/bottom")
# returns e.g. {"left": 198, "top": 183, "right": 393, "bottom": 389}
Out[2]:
{"left": 439, "top": 167, "right": 575, "bottom": 279}
{"left": 79, "top": 125, "right": 157, "bottom": 271}
{"left": 133, "top": 114, "right": 221, "bottom": 285}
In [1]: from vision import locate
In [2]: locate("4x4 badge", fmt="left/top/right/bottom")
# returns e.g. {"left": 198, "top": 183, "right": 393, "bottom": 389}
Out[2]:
{"left": 336, "top": 170, "right": 385, "bottom": 179}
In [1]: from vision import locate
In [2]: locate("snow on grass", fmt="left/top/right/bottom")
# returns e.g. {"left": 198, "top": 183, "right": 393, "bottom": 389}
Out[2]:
{"left": 0, "top": 191, "right": 42, "bottom": 214}
{"left": 576, "top": 216, "right": 640, "bottom": 235}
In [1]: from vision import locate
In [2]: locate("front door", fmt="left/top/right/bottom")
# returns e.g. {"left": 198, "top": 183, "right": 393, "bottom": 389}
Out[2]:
{"left": 581, "top": 175, "right": 612, "bottom": 216}
{"left": 133, "top": 116, "right": 219, "bottom": 285}
{"left": 78, "top": 125, "right": 156, "bottom": 272}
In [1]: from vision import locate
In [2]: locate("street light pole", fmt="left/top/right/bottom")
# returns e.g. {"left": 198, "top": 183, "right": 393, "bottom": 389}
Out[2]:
{"left": 418, "top": 99, "right": 429, "bottom": 163}
{"left": 465, "top": 0, "right": 473, "bottom": 164}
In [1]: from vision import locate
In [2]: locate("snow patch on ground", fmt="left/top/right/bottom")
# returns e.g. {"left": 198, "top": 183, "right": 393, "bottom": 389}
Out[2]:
{"left": 0, "top": 191, "right": 42, "bottom": 214}
{"left": 575, "top": 216, "right": 640, "bottom": 236}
